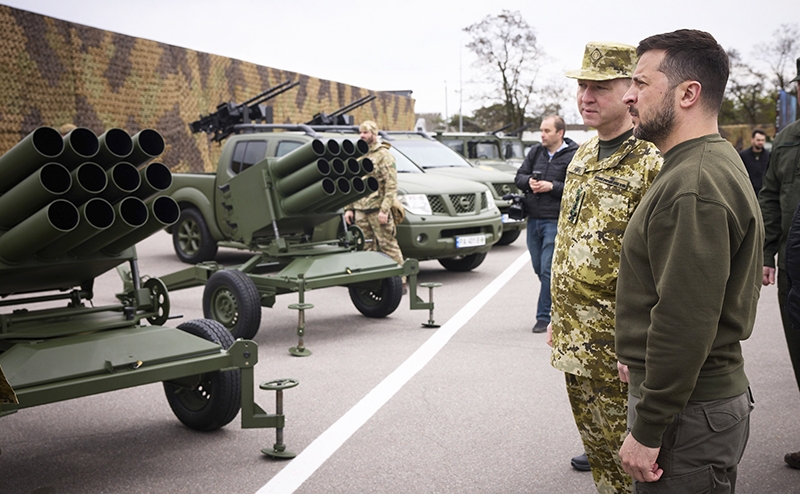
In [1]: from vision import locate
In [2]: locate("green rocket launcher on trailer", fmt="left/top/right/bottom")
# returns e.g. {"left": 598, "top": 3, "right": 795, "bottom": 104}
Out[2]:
{"left": 0, "top": 127, "right": 298, "bottom": 458}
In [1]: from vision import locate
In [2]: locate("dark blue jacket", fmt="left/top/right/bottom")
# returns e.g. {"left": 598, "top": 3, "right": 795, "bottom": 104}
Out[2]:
{"left": 514, "top": 138, "right": 578, "bottom": 219}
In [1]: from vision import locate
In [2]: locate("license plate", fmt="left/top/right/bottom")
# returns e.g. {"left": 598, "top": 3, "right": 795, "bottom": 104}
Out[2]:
{"left": 501, "top": 213, "right": 524, "bottom": 223}
{"left": 455, "top": 235, "right": 486, "bottom": 248}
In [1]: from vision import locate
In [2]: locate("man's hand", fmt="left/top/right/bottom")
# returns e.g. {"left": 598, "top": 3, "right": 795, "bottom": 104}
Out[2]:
{"left": 617, "top": 362, "right": 630, "bottom": 383}
{"left": 344, "top": 210, "right": 354, "bottom": 225}
{"left": 528, "top": 178, "right": 554, "bottom": 194}
{"left": 763, "top": 266, "right": 775, "bottom": 286}
{"left": 378, "top": 211, "right": 389, "bottom": 225}
{"left": 619, "top": 433, "right": 663, "bottom": 483}
{"left": 546, "top": 322, "right": 553, "bottom": 347}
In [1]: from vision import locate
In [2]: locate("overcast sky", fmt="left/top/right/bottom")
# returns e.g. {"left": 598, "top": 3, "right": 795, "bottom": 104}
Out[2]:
{"left": 3, "top": 0, "right": 798, "bottom": 123}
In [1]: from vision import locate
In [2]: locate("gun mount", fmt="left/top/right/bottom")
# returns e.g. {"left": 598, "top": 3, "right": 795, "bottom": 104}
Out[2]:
{"left": 190, "top": 80, "right": 300, "bottom": 143}
{"left": 0, "top": 127, "right": 296, "bottom": 458}
{"left": 305, "top": 94, "right": 376, "bottom": 126}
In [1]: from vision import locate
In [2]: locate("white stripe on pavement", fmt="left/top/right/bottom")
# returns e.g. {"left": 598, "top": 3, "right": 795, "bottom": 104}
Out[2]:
{"left": 257, "top": 250, "right": 531, "bottom": 494}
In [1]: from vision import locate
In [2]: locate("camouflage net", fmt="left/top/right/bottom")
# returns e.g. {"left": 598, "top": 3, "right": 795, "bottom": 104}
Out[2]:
{"left": 0, "top": 6, "right": 416, "bottom": 172}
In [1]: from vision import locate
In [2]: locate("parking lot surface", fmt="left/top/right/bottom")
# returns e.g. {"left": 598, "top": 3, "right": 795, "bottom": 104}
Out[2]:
{"left": 2, "top": 231, "right": 799, "bottom": 493}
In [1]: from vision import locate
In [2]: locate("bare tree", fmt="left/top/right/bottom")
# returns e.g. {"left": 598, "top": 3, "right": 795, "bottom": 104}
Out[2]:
{"left": 463, "top": 10, "right": 544, "bottom": 129}
{"left": 756, "top": 23, "right": 800, "bottom": 91}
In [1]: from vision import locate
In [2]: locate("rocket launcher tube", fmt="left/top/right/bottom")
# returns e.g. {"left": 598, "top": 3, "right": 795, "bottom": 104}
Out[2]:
{"left": 343, "top": 158, "right": 361, "bottom": 178}
{"left": 133, "top": 162, "right": 172, "bottom": 202}
{"left": 128, "top": 129, "right": 165, "bottom": 168}
{"left": 321, "top": 139, "right": 341, "bottom": 160}
{"left": 60, "top": 127, "right": 99, "bottom": 169}
{"left": 338, "top": 138, "right": 356, "bottom": 157}
{"left": 354, "top": 138, "right": 369, "bottom": 158}
{"left": 274, "top": 158, "right": 331, "bottom": 196}
{"left": 271, "top": 139, "right": 326, "bottom": 177}
{"left": 329, "top": 158, "right": 346, "bottom": 176}
{"left": 0, "top": 199, "right": 79, "bottom": 264}
{"left": 66, "top": 162, "right": 108, "bottom": 205}
{"left": 37, "top": 198, "right": 115, "bottom": 259}
{"left": 104, "top": 196, "right": 179, "bottom": 255}
{"left": 280, "top": 177, "right": 337, "bottom": 214}
{"left": 95, "top": 128, "right": 133, "bottom": 166}
{"left": 0, "top": 163, "right": 72, "bottom": 229}
{"left": 360, "top": 157, "right": 374, "bottom": 175}
{"left": 0, "top": 127, "right": 63, "bottom": 194}
{"left": 313, "top": 177, "right": 353, "bottom": 212}
{"left": 101, "top": 162, "right": 141, "bottom": 203}
{"left": 70, "top": 197, "right": 148, "bottom": 257}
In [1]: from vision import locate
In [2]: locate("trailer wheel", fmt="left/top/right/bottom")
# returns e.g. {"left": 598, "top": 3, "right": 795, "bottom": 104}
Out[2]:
{"left": 348, "top": 276, "right": 403, "bottom": 318}
{"left": 496, "top": 229, "right": 521, "bottom": 246}
{"left": 163, "top": 319, "right": 241, "bottom": 431}
{"left": 438, "top": 252, "right": 487, "bottom": 272}
{"left": 173, "top": 208, "right": 218, "bottom": 264}
{"left": 203, "top": 270, "right": 262, "bottom": 340}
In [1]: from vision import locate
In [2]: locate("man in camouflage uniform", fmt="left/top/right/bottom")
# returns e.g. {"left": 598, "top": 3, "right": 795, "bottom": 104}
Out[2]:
{"left": 547, "top": 42, "right": 662, "bottom": 493}
{"left": 344, "top": 121, "right": 404, "bottom": 281}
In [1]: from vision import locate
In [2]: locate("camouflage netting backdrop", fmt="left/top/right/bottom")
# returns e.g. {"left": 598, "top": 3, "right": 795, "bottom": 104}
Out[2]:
{"left": 0, "top": 6, "right": 415, "bottom": 172}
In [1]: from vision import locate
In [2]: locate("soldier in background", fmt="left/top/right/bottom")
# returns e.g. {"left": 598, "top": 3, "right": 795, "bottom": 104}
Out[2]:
{"left": 546, "top": 42, "right": 662, "bottom": 492}
{"left": 740, "top": 129, "right": 770, "bottom": 197}
{"left": 344, "top": 121, "right": 405, "bottom": 289}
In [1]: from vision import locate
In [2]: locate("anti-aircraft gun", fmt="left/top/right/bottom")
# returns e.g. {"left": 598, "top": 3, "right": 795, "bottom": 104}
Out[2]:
{"left": 0, "top": 127, "right": 298, "bottom": 458}
{"left": 190, "top": 80, "right": 300, "bottom": 143}
{"left": 305, "top": 94, "right": 376, "bottom": 126}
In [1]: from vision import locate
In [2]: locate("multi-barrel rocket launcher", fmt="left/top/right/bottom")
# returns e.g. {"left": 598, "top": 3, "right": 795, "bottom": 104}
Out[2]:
{"left": 0, "top": 127, "right": 298, "bottom": 458}
{"left": 160, "top": 133, "right": 436, "bottom": 357}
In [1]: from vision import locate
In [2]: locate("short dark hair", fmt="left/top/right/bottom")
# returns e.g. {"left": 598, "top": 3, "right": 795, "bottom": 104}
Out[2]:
{"left": 543, "top": 115, "right": 566, "bottom": 134}
{"left": 752, "top": 129, "right": 766, "bottom": 138}
{"left": 636, "top": 29, "right": 729, "bottom": 114}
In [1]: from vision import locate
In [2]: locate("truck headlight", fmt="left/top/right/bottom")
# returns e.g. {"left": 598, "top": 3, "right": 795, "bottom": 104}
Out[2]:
{"left": 399, "top": 194, "right": 432, "bottom": 215}
{"left": 485, "top": 190, "right": 498, "bottom": 211}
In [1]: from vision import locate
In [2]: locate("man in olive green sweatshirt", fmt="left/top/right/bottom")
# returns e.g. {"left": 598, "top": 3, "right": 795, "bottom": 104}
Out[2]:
{"left": 616, "top": 30, "right": 762, "bottom": 493}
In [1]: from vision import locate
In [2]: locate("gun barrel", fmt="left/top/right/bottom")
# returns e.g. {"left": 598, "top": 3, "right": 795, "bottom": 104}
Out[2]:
{"left": 104, "top": 196, "right": 179, "bottom": 255}
{"left": 0, "top": 199, "right": 79, "bottom": 264}
{"left": 0, "top": 127, "right": 64, "bottom": 193}
{"left": 37, "top": 198, "right": 116, "bottom": 259}
{"left": 128, "top": 129, "right": 165, "bottom": 168}
{"left": 0, "top": 163, "right": 72, "bottom": 229}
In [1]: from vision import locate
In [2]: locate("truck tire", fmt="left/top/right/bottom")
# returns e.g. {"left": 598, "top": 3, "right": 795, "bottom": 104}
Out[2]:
{"left": 348, "top": 276, "right": 403, "bottom": 318}
{"left": 438, "top": 252, "right": 487, "bottom": 272}
{"left": 173, "top": 208, "right": 218, "bottom": 264}
{"left": 496, "top": 229, "right": 521, "bottom": 246}
{"left": 163, "top": 319, "right": 241, "bottom": 431}
{"left": 203, "top": 270, "right": 262, "bottom": 340}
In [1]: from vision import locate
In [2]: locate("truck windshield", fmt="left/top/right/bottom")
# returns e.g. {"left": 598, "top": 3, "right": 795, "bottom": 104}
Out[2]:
{"left": 387, "top": 146, "right": 423, "bottom": 173}
{"left": 391, "top": 140, "right": 471, "bottom": 169}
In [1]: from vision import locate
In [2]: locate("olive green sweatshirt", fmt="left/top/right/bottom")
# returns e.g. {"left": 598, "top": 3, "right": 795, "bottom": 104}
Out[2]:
{"left": 615, "top": 134, "right": 763, "bottom": 448}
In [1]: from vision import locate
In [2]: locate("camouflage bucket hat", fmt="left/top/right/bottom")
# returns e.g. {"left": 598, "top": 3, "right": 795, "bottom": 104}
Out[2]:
{"left": 565, "top": 42, "right": 638, "bottom": 81}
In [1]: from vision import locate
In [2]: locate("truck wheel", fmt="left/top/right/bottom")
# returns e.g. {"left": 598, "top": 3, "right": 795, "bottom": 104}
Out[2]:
{"left": 496, "top": 229, "right": 521, "bottom": 246}
{"left": 348, "top": 276, "right": 403, "bottom": 318}
{"left": 438, "top": 252, "right": 487, "bottom": 272}
{"left": 173, "top": 208, "right": 218, "bottom": 264}
{"left": 163, "top": 319, "right": 241, "bottom": 431}
{"left": 203, "top": 270, "right": 262, "bottom": 340}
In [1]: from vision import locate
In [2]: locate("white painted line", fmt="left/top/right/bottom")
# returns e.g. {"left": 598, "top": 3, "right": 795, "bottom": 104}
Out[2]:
{"left": 257, "top": 250, "right": 531, "bottom": 494}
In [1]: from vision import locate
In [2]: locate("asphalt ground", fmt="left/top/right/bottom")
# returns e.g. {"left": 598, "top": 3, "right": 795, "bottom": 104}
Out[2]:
{"left": 1, "top": 231, "right": 800, "bottom": 493}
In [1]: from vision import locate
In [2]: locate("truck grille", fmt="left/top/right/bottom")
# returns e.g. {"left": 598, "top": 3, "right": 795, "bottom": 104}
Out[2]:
{"left": 428, "top": 195, "right": 446, "bottom": 214}
{"left": 492, "top": 183, "right": 518, "bottom": 197}
{"left": 449, "top": 194, "right": 475, "bottom": 214}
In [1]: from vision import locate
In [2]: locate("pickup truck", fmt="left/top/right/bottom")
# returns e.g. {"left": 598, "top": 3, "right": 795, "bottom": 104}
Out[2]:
{"left": 166, "top": 125, "right": 503, "bottom": 272}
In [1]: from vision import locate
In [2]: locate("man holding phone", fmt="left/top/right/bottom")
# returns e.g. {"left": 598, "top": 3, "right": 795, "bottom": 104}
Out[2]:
{"left": 514, "top": 115, "right": 578, "bottom": 333}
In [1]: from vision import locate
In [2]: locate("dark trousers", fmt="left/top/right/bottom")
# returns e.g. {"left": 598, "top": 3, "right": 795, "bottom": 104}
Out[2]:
{"left": 628, "top": 392, "right": 753, "bottom": 494}
{"left": 777, "top": 269, "right": 800, "bottom": 392}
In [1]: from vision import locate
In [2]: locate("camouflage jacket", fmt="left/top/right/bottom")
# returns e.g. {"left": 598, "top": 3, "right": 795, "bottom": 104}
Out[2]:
{"left": 349, "top": 140, "right": 398, "bottom": 213}
{"left": 550, "top": 135, "right": 662, "bottom": 380}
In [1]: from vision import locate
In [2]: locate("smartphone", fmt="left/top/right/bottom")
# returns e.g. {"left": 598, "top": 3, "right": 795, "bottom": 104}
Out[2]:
{"left": 532, "top": 171, "right": 542, "bottom": 181}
